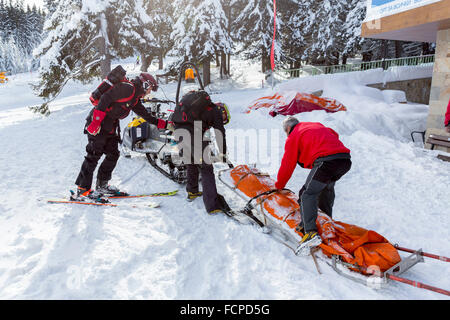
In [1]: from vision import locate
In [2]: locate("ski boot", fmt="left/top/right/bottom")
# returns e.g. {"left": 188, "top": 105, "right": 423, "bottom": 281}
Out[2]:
{"left": 187, "top": 191, "right": 203, "bottom": 201}
{"left": 70, "top": 187, "right": 109, "bottom": 203}
{"left": 295, "top": 231, "right": 322, "bottom": 256}
{"left": 207, "top": 194, "right": 232, "bottom": 216}
{"left": 96, "top": 179, "right": 129, "bottom": 197}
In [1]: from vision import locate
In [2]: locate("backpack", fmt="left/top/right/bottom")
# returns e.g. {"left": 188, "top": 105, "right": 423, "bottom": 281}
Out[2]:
{"left": 171, "top": 90, "right": 213, "bottom": 125}
{"left": 89, "top": 65, "right": 130, "bottom": 106}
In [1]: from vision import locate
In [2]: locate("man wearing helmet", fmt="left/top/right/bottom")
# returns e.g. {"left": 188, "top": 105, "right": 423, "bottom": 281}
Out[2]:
{"left": 73, "top": 72, "right": 169, "bottom": 201}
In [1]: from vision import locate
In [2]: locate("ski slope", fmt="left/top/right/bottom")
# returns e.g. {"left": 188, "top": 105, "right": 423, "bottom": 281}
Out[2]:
{"left": 0, "top": 59, "right": 448, "bottom": 300}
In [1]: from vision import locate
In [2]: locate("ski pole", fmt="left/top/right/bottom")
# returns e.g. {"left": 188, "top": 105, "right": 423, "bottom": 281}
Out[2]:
{"left": 387, "top": 274, "right": 450, "bottom": 296}
{"left": 120, "top": 162, "right": 147, "bottom": 186}
{"left": 394, "top": 245, "right": 450, "bottom": 262}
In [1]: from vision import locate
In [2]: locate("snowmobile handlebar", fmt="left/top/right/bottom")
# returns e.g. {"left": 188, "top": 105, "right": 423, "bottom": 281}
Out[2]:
{"left": 176, "top": 61, "right": 205, "bottom": 105}
{"left": 142, "top": 98, "right": 176, "bottom": 104}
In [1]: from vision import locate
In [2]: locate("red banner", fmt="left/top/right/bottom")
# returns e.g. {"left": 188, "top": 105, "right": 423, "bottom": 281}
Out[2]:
{"left": 270, "top": 0, "right": 276, "bottom": 71}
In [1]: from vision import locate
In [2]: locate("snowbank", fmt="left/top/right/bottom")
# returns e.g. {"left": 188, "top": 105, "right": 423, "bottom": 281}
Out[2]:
{"left": 0, "top": 59, "right": 448, "bottom": 300}
{"left": 277, "top": 65, "right": 433, "bottom": 94}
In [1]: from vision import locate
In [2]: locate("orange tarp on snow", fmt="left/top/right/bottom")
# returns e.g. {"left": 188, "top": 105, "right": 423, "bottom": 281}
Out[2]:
{"left": 229, "top": 165, "right": 401, "bottom": 273}
{"left": 245, "top": 92, "right": 347, "bottom": 116}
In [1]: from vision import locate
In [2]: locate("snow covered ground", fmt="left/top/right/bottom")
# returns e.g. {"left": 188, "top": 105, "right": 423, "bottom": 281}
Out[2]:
{"left": 0, "top": 58, "right": 448, "bottom": 300}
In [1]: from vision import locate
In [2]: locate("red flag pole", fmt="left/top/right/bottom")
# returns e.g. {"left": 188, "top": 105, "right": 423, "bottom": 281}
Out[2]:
{"left": 270, "top": 0, "right": 276, "bottom": 89}
{"left": 387, "top": 274, "right": 450, "bottom": 296}
{"left": 394, "top": 245, "right": 450, "bottom": 262}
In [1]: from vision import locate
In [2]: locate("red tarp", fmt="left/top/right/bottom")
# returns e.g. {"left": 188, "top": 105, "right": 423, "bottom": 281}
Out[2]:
{"left": 246, "top": 92, "right": 347, "bottom": 117}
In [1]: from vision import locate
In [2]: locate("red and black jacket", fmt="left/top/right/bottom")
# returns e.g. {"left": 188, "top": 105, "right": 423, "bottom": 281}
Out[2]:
{"left": 86, "top": 78, "right": 166, "bottom": 135}
{"left": 275, "top": 122, "right": 350, "bottom": 189}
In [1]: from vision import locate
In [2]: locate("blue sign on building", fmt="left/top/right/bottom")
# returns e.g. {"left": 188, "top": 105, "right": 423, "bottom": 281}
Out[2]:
{"left": 371, "top": 0, "right": 396, "bottom": 6}
{"left": 366, "top": 0, "right": 441, "bottom": 19}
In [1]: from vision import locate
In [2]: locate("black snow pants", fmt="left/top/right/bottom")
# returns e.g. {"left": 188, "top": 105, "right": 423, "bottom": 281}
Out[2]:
{"left": 75, "top": 133, "right": 120, "bottom": 190}
{"left": 186, "top": 163, "right": 223, "bottom": 213}
{"left": 299, "top": 154, "right": 352, "bottom": 233}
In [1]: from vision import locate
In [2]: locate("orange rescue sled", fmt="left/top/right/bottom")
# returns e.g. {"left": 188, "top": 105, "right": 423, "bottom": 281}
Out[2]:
{"left": 218, "top": 164, "right": 450, "bottom": 296}
{"left": 220, "top": 165, "right": 401, "bottom": 273}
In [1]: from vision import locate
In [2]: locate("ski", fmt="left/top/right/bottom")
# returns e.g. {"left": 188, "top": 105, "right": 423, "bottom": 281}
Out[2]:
{"left": 47, "top": 199, "right": 160, "bottom": 208}
{"left": 106, "top": 190, "right": 178, "bottom": 199}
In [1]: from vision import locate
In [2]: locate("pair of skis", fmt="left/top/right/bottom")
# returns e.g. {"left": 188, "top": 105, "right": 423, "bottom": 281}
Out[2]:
{"left": 47, "top": 190, "right": 178, "bottom": 209}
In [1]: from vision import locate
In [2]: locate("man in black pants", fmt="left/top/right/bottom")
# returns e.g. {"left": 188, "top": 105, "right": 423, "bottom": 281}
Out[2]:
{"left": 74, "top": 72, "right": 169, "bottom": 201}
{"left": 172, "top": 91, "right": 229, "bottom": 214}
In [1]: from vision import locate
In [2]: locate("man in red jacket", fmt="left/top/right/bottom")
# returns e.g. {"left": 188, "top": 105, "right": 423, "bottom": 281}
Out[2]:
{"left": 445, "top": 98, "right": 450, "bottom": 133}
{"left": 274, "top": 117, "right": 352, "bottom": 256}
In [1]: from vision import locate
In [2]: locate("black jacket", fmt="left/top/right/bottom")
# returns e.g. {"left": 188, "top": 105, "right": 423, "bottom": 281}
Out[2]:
{"left": 86, "top": 78, "right": 162, "bottom": 135}
{"left": 175, "top": 103, "right": 227, "bottom": 156}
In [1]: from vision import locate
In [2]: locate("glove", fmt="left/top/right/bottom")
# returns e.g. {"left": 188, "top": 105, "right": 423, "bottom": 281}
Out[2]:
{"left": 274, "top": 181, "right": 284, "bottom": 190}
{"left": 86, "top": 109, "right": 106, "bottom": 136}
{"left": 166, "top": 121, "right": 175, "bottom": 132}
{"left": 157, "top": 119, "right": 167, "bottom": 130}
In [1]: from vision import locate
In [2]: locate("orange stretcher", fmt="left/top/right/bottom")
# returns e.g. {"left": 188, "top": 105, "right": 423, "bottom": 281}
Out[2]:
{"left": 218, "top": 164, "right": 450, "bottom": 296}
{"left": 220, "top": 164, "right": 401, "bottom": 273}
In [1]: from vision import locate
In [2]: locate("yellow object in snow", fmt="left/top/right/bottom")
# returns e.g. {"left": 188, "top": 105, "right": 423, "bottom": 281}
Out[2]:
{"left": 127, "top": 117, "right": 147, "bottom": 128}
{"left": 0, "top": 72, "right": 8, "bottom": 83}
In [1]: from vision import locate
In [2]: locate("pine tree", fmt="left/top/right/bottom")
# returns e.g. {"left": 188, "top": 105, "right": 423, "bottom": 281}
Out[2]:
{"left": 113, "top": 0, "right": 155, "bottom": 60}
{"left": 233, "top": 0, "right": 281, "bottom": 74}
{"left": 0, "top": 0, "right": 7, "bottom": 39}
{"left": 301, "top": 0, "right": 347, "bottom": 66}
{"left": 0, "top": 0, "right": 44, "bottom": 74}
{"left": 143, "top": 0, "right": 174, "bottom": 71}
{"left": 170, "top": 0, "right": 232, "bottom": 85}
{"left": 33, "top": 0, "right": 158, "bottom": 114}
{"left": 44, "top": 0, "right": 58, "bottom": 16}
{"left": 279, "top": 0, "right": 310, "bottom": 68}
{"left": 342, "top": 0, "right": 366, "bottom": 60}
{"left": 32, "top": 0, "right": 105, "bottom": 114}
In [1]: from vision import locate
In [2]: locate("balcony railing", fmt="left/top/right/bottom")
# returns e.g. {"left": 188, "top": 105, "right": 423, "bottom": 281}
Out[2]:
{"left": 276, "top": 54, "right": 435, "bottom": 79}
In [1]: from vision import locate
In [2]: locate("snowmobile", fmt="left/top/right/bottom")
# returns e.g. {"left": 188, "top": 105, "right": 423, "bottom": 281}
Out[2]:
{"left": 121, "top": 62, "right": 221, "bottom": 184}
{"left": 120, "top": 96, "right": 188, "bottom": 183}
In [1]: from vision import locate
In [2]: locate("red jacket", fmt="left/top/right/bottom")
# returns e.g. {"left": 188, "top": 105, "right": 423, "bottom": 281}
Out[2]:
{"left": 275, "top": 122, "right": 350, "bottom": 189}
{"left": 445, "top": 99, "right": 450, "bottom": 127}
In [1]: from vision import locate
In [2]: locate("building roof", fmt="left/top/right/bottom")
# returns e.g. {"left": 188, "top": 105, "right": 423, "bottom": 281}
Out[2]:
{"left": 361, "top": 0, "right": 450, "bottom": 42}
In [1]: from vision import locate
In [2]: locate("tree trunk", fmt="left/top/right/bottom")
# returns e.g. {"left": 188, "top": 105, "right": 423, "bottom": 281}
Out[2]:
{"left": 221, "top": 52, "right": 227, "bottom": 78}
{"left": 203, "top": 57, "right": 211, "bottom": 87}
{"left": 227, "top": 54, "right": 231, "bottom": 76}
{"left": 395, "top": 41, "right": 403, "bottom": 58}
{"left": 215, "top": 52, "right": 220, "bottom": 67}
{"left": 158, "top": 51, "right": 163, "bottom": 70}
{"left": 342, "top": 55, "right": 348, "bottom": 65}
{"left": 140, "top": 55, "right": 153, "bottom": 72}
{"left": 381, "top": 40, "right": 388, "bottom": 59}
{"left": 98, "top": 13, "right": 111, "bottom": 78}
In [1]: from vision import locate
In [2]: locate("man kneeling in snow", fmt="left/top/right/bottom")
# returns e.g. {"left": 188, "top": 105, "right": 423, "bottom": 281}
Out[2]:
{"left": 274, "top": 117, "right": 352, "bottom": 256}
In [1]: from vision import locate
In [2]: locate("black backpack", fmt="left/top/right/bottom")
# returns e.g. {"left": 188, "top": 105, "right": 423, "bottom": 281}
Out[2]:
{"left": 171, "top": 90, "right": 213, "bottom": 125}
{"left": 89, "top": 65, "right": 128, "bottom": 106}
